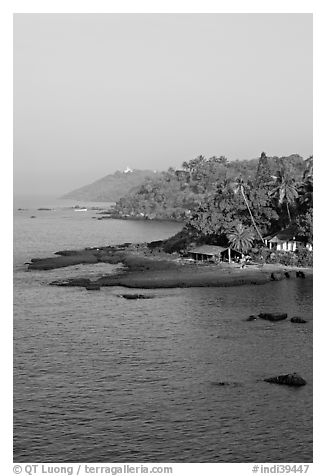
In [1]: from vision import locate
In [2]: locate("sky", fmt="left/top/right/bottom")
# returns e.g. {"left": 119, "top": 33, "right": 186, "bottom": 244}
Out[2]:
{"left": 13, "top": 13, "right": 312, "bottom": 196}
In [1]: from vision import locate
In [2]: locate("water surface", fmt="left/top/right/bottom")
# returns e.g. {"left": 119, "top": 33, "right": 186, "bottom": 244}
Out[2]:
{"left": 14, "top": 198, "right": 312, "bottom": 462}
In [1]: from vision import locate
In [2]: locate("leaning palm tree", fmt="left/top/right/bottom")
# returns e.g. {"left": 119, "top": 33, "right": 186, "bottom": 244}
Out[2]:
{"left": 227, "top": 224, "right": 255, "bottom": 253}
{"left": 233, "top": 177, "right": 264, "bottom": 243}
{"left": 269, "top": 168, "right": 298, "bottom": 222}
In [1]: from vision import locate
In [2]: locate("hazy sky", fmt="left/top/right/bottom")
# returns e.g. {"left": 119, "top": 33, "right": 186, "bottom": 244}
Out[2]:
{"left": 14, "top": 13, "right": 312, "bottom": 196}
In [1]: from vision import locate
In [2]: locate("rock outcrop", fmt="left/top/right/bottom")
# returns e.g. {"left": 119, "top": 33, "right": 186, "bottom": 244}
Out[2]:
{"left": 264, "top": 373, "right": 306, "bottom": 386}
{"left": 246, "top": 315, "right": 258, "bottom": 321}
{"left": 290, "top": 317, "right": 307, "bottom": 323}
{"left": 258, "top": 313, "right": 287, "bottom": 322}
{"left": 120, "top": 294, "right": 154, "bottom": 300}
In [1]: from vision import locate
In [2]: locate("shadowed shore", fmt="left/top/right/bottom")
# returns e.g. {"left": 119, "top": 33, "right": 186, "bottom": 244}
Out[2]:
{"left": 26, "top": 244, "right": 312, "bottom": 289}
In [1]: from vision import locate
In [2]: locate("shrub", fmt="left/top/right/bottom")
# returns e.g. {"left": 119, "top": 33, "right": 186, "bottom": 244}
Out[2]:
{"left": 296, "top": 247, "right": 313, "bottom": 267}
{"left": 252, "top": 246, "right": 312, "bottom": 267}
{"left": 272, "top": 251, "right": 297, "bottom": 266}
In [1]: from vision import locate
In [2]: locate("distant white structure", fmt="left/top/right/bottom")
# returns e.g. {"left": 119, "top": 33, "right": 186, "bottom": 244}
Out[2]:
{"left": 123, "top": 166, "right": 133, "bottom": 173}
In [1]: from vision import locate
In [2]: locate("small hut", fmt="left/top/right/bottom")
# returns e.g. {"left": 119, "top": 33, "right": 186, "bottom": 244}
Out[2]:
{"left": 188, "top": 245, "right": 242, "bottom": 263}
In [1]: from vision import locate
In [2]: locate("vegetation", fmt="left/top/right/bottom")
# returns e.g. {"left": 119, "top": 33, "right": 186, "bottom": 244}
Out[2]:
{"left": 227, "top": 224, "right": 255, "bottom": 253}
{"left": 147, "top": 153, "right": 313, "bottom": 266}
{"left": 69, "top": 152, "right": 312, "bottom": 266}
{"left": 269, "top": 166, "right": 299, "bottom": 223}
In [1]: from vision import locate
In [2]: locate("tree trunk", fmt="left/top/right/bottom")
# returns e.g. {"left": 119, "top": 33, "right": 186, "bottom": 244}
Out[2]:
{"left": 286, "top": 201, "right": 291, "bottom": 223}
{"left": 240, "top": 186, "right": 264, "bottom": 243}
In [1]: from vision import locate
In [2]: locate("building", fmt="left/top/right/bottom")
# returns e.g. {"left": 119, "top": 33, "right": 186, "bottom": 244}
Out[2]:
{"left": 123, "top": 166, "right": 133, "bottom": 173}
{"left": 188, "top": 245, "right": 242, "bottom": 263}
{"left": 263, "top": 226, "right": 312, "bottom": 252}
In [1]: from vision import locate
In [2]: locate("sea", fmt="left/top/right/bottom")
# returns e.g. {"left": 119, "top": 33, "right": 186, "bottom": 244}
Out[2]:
{"left": 13, "top": 195, "right": 313, "bottom": 463}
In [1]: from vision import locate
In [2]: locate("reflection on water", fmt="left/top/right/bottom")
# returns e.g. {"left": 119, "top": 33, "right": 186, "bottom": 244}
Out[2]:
{"left": 13, "top": 204, "right": 312, "bottom": 462}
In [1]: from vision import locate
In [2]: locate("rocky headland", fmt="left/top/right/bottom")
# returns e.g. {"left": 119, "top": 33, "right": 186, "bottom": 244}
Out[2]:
{"left": 26, "top": 242, "right": 312, "bottom": 290}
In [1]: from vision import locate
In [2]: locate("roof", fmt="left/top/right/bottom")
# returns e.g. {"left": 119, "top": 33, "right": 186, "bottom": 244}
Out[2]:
{"left": 269, "top": 236, "right": 287, "bottom": 243}
{"left": 189, "top": 245, "right": 228, "bottom": 255}
{"left": 264, "top": 225, "right": 306, "bottom": 243}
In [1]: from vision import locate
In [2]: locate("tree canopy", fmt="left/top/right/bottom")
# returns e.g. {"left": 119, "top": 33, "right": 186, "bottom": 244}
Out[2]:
{"left": 113, "top": 153, "right": 312, "bottom": 249}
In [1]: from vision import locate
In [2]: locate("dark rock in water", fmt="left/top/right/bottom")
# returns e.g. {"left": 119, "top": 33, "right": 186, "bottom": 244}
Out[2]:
{"left": 49, "top": 280, "right": 70, "bottom": 286}
{"left": 284, "top": 270, "right": 297, "bottom": 279}
{"left": 291, "top": 317, "right": 307, "bottom": 323}
{"left": 211, "top": 381, "right": 241, "bottom": 387}
{"left": 259, "top": 312, "right": 287, "bottom": 322}
{"left": 246, "top": 315, "right": 258, "bottom": 321}
{"left": 30, "top": 215, "right": 36, "bottom": 218}
{"left": 271, "top": 272, "right": 284, "bottom": 281}
{"left": 296, "top": 271, "right": 306, "bottom": 278}
{"left": 264, "top": 373, "right": 306, "bottom": 387}
{"left": 85, "top": 283, "right": 101, "bottom": 291}
{"left": 120, "top": 293, "right": 153, "bottom": 300}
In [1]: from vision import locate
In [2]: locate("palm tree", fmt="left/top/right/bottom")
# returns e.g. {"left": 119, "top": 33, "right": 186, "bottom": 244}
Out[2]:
{"left": 233, "top": 177, "right": 264, "bottom": 243}
{"left": 269, "top": 167, "right": 298, "bottom": 222}
{"left": 303, "top": 155, "right": 313, "bottom": 181}
{"left": 227, "top": 224, "right": 255, "bottom": 253}
{"left": 297, "top": 156, "right": 313, "bottom": 211}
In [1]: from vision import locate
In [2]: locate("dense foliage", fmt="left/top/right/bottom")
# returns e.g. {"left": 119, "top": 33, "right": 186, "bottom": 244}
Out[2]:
{"left": 188, "top": 154, "right": 313, "bottom": 249}
{"left": 115, "top": 153, "right": 313, "bottom": 263}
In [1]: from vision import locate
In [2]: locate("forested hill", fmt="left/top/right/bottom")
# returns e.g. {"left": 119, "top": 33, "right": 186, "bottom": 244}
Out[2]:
{"left": 62, "top": 169, "right": 159, "bottom": 202}
{"left": 113, "top": 154, "right": 307, "bottom": 221}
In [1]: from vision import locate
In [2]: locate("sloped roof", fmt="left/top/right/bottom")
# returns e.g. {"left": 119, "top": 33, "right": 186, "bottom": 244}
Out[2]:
{"left": 269, "top": 236, "right": 286, "bottom": 243}
{"left": 264, "top": 225, "right": 306, "bottom": 243}
{"left": 189, "top": 245, "right": 228, "bottom": 255}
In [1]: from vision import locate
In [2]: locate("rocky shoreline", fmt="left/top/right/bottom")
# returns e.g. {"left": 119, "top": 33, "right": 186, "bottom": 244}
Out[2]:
{"left": 26, "top": 243, "right": 313, "bottom": 289}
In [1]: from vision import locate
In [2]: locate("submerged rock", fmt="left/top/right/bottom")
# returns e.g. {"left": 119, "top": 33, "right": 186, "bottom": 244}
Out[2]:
{"left": 120, "top": 293, "right": 154, "bottom": 300}
{"left": 296, "top": 271, "right": 306, "bottom": 278}
{"left": 264, "top": 373, "right": 306, "bottom": 387}
{"left": 258, "top": 312, "right": 287, "bottom": 322}
{"left": 211, "top": 381, "right": 241, "bottom": 387}
{"left": 290, "top": 317, "right": 307, "bottom": 323}
{"left": 246, "top": 315, "right": 258, "bottom": 321}
{"left": 85, "top": 284, "right": 101, "bottom": 291}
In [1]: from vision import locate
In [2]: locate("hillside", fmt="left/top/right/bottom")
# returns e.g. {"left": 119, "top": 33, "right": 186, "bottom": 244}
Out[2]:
{"left": 62, "top": 169, "right": 159, "bottom": 202}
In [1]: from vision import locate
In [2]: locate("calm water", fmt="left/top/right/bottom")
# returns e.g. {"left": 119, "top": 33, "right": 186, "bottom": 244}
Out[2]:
{"left": 14, "top": 197, "right": 313, "bottom": 462}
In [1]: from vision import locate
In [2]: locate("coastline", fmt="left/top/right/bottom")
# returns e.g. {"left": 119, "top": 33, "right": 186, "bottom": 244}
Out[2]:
{"left": 95, "top": 264, "right": 312, "bottom": 289}
{"left": 26, "top": 244, "right": 313, "bottom": 289}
